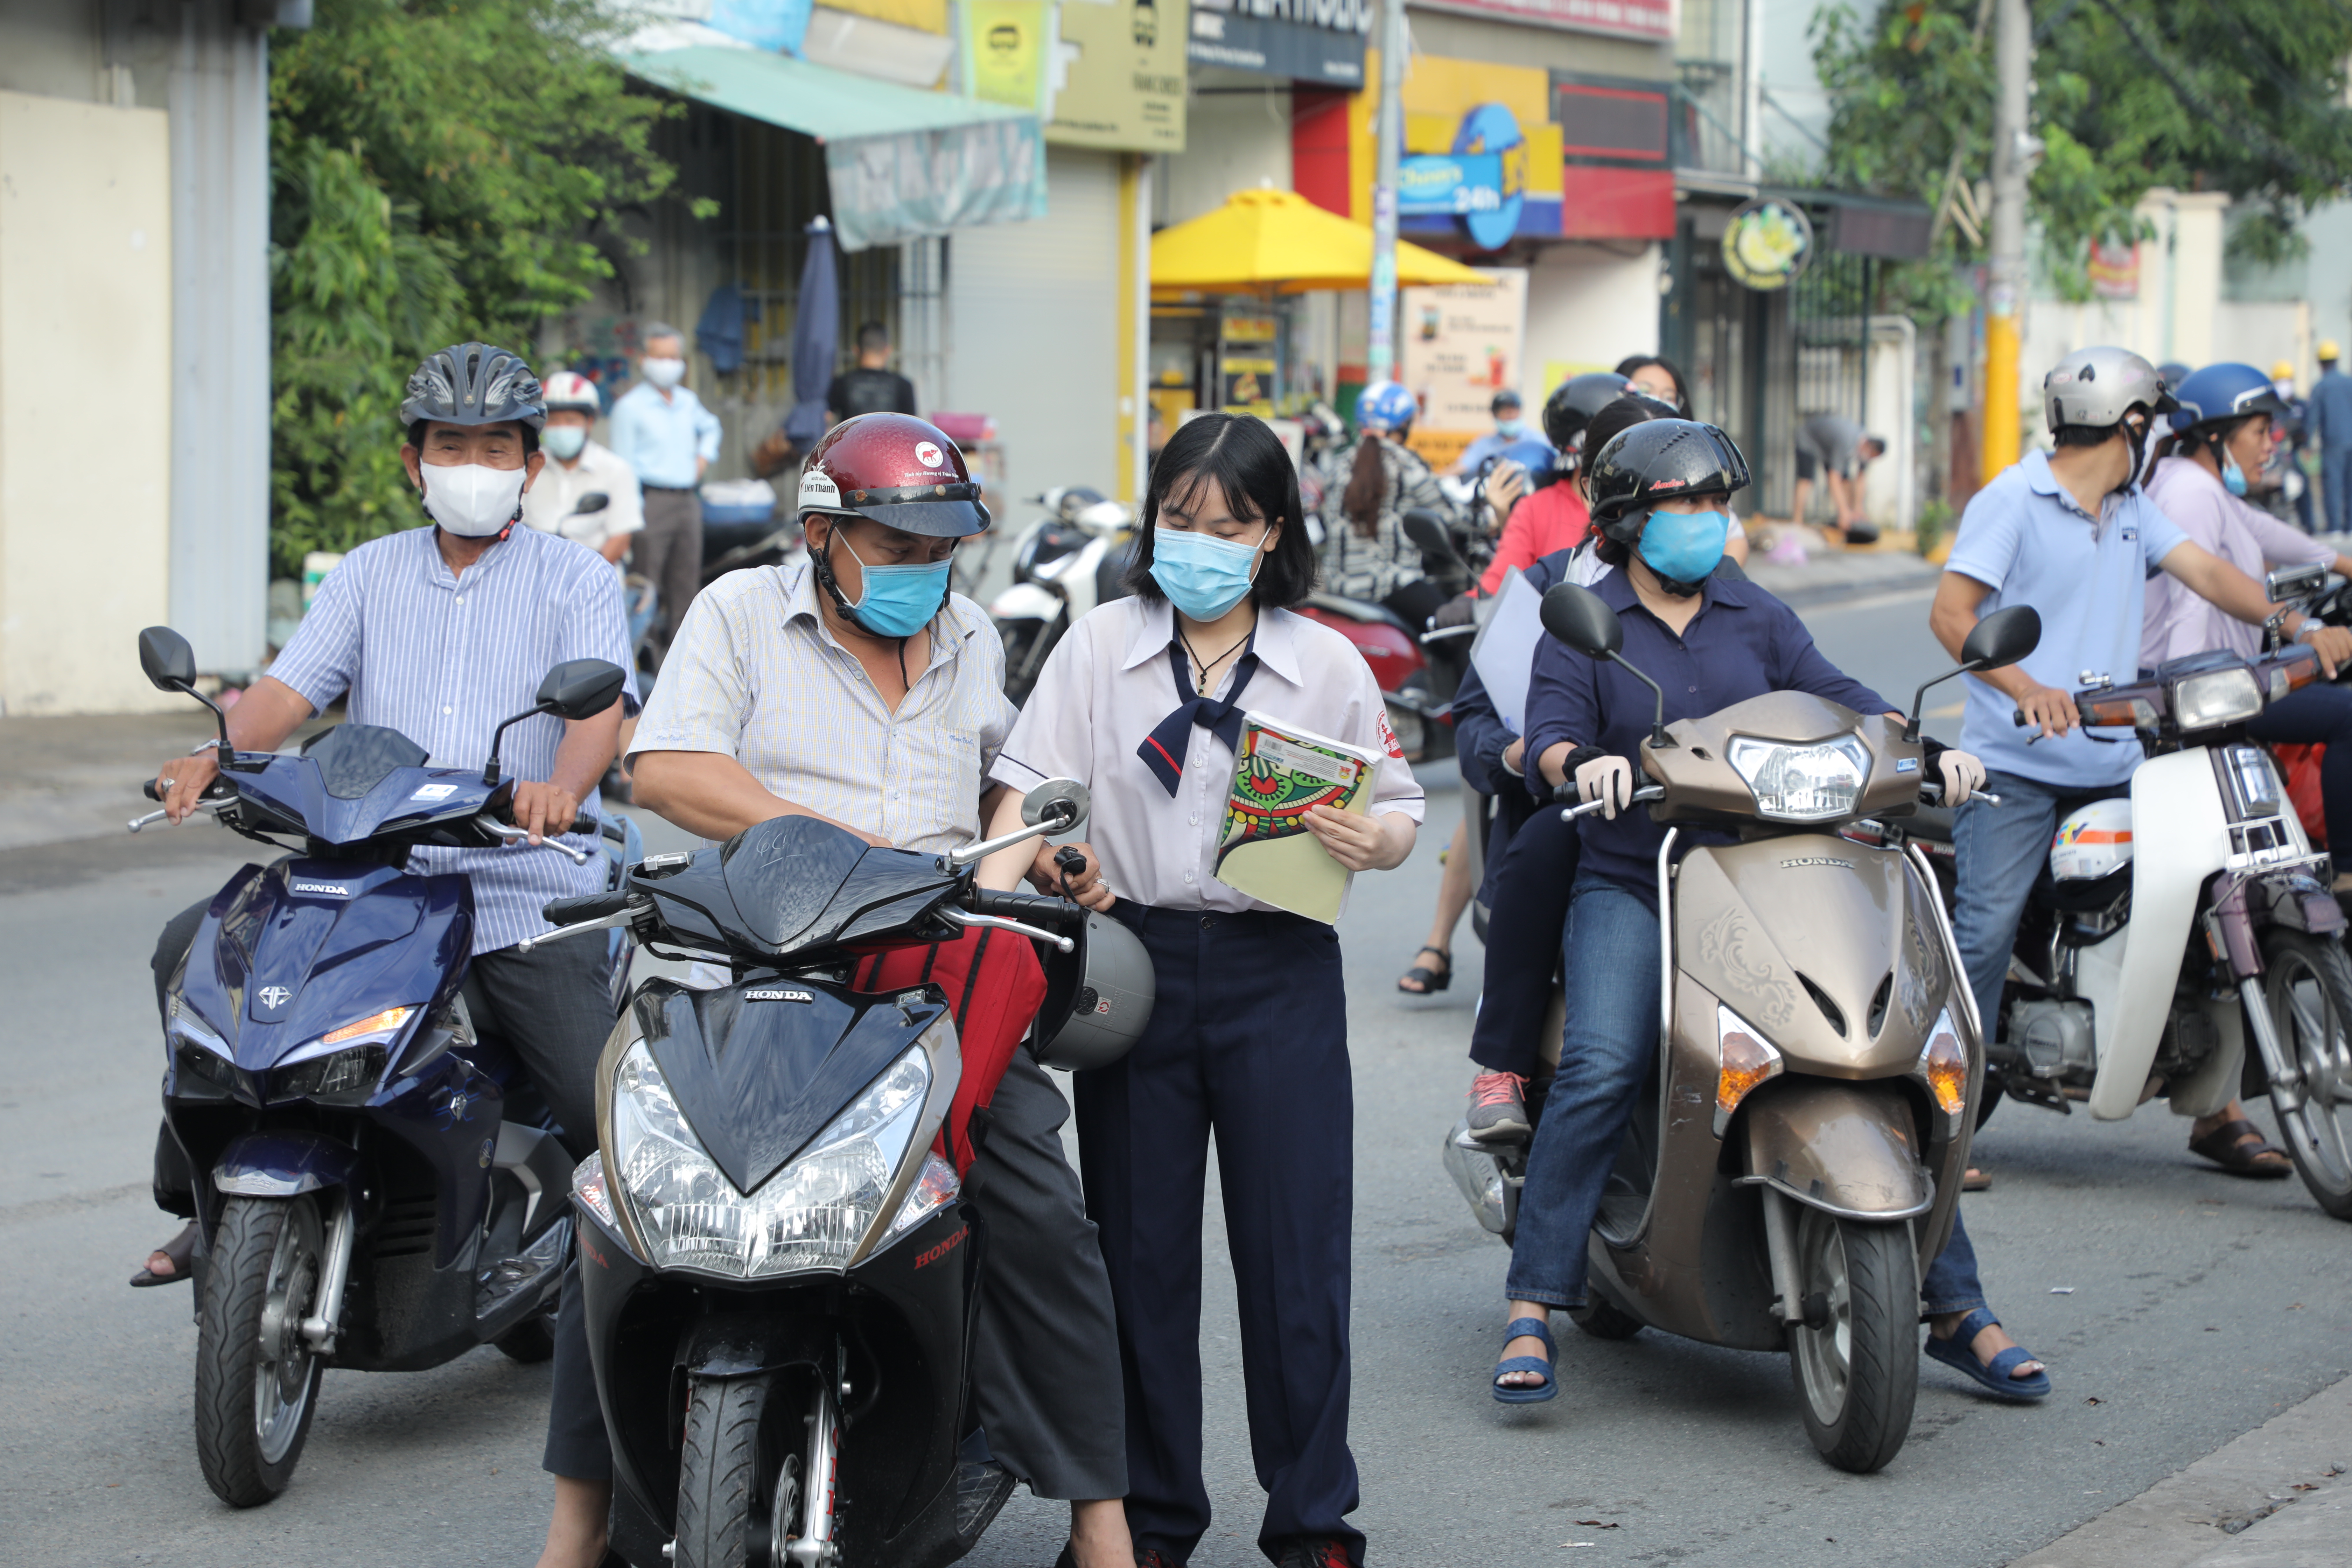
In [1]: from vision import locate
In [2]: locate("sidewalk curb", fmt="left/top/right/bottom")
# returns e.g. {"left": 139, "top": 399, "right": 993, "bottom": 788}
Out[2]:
{"left": 2008, "top": 1371, "right": 2352, "bottom": 1568}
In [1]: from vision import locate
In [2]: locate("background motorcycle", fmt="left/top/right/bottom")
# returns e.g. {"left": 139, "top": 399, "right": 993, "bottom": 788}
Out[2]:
{"left": 1443, "top": 592, "right": 2037, "bottom": 1471}
{"left": 1297, "top": 508, "right": 1471, "bottom": 761}
{"left": 129, "top": 627, "right": 629, "bottom": 1505}
{"left": 1875, "top": 636, "right": 2352, "bottom": 1219}
{"left": 989, "top": 486, "right": 1137, "bottom": 705}
{"left": 548, "top": 783, "right": 1147, "bottom": 1568}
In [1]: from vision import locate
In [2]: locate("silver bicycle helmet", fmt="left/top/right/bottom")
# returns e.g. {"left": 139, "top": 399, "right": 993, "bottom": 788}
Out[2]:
{"left": 401, "top": 342, "right": 546, "bottom": 434}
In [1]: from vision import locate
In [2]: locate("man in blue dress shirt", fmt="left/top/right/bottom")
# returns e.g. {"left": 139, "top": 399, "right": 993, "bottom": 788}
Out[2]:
{"left": 608, "top": 322, "right": 723, "bottom": 645}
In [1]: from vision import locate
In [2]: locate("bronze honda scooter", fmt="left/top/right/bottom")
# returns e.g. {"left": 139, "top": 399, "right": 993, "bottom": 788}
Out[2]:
{"left": 1444, "top": 589, "right": 2041, "bottom": 1471}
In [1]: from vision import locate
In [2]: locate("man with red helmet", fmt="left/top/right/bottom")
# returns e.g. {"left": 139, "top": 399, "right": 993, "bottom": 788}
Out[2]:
{"left": 531, "top": 414, "right": 1136, "bottom": 1568}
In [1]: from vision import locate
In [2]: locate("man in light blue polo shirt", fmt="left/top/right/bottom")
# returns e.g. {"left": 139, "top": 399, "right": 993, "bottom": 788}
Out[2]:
{"left": 608, "top": 322, "right": 723, "bottom": 647}
{"left": 1929, "top": 346, "right": 2339, "bottom": 1062}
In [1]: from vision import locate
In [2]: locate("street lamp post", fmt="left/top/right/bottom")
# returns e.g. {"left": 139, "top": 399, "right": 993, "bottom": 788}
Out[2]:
{"left": 1366, "top": 0, "right": 1404, "bottom": 386}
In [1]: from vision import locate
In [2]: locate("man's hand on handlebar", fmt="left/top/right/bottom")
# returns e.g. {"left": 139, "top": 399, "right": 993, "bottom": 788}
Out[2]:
{"left": 155, "top": 749, "right": 222, "bottom": 826}
{"left": 507, "top": 780, "right": 582, "bottom": 846}
{"left": 2300, "top": 622, "right": 2352, "bottom": 678}
{"left": 2012, "top": 683, "right": 2080, "bottom": 741}
{"left": 1030, "top": 839, "right": 1113, "bottom": 912}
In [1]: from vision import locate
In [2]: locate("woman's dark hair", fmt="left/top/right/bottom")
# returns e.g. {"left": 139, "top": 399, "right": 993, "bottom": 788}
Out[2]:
{"left": 1340, "top": 431, "right": 1393, "bottom": 538}
{"left": 1582, "top": 394, "right": 1672, "bottom": 569}
{"left": 1125, "top": 413, "right": 1319, "bottom": 610}
{"left": 1614, "top": 354, "right": 1692, "bottom": 416}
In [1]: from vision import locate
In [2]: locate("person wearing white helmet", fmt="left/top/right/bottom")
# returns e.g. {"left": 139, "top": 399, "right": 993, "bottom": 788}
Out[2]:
{"left": 520, "top": 370, "right": 644, "bottom": 566}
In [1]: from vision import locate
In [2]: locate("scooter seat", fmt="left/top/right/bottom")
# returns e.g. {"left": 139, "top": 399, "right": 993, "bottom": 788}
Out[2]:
{"left": 1304, "top": 591, "right": 1415, "bottom": 635}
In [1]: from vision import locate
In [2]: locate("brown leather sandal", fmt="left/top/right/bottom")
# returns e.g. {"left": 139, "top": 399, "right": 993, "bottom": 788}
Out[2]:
{"left": 2188, "top": 1117, "right": 2292, "bottom": 1179}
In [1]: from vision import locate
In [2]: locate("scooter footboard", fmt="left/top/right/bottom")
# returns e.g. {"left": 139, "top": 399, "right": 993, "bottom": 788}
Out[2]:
{"left": 1738, "top": 1080, "right": 1933, "bottom": 1222}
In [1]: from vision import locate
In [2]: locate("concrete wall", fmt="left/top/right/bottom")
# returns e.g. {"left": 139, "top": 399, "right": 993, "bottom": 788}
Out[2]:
{"left": 0, "top": 90, "right": 177, "bottom": 715}
{"left": 1523, "top": 243, "right": 1661, "bottom": 389}
{"left": 1158, "top": 77, "right": 1293, "bottom": 227}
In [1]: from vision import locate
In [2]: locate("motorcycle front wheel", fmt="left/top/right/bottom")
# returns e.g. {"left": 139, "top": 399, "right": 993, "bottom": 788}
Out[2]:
{"left": 1786, "top": 1208, "right": 1918, "bottom": 1474}
{"left": 2259, "top": 930, "right": 2352, "bottom": 1220}
{"left": 675, "top": 1370, "right": 838, "bottom": 1568}
{"left": 194, "top": 1194, "right": 326, "bottom": 1506}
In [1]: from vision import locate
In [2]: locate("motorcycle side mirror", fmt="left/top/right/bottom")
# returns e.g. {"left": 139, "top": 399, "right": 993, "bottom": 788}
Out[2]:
{"left": 2265, "top": 561, "right": 2328, "bottom": 603}
{"left": 1021, "top": 778, "right": 1091, "bottom": 833}
{"left": 1400, "top": 509, "right": 1457, "bottom": 562}
{"left": 1540, "top": 584, "right": 1675, "bottom": 749}
{"left": 571, "top": 491, "right": 610, "bottom": 516}
{"left": 483, "top": 659, "right": 629, "bottom": 786}
{"left": 1904, "top": 606, "right": 2042, "bottom": 743}
{"left": 137, "top": 625, "right": 236, "bottom": 761}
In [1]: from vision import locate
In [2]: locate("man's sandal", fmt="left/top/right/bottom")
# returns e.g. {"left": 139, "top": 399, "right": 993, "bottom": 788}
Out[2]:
{"left": 1492, "top": 1316, "right": 1559, "bottom": 1404}
{"left": 1398, "top": 945, "right": 1452, "bottom": 995}
{"left": 2188, "top": 1117, "right": 2292, "bottom": 1178}
{"left": 129, "top": 1219, "right": 198, "bottom": 1288}
{"left": 1925, "top": 1307, "right": 2050, "bottom": 1401}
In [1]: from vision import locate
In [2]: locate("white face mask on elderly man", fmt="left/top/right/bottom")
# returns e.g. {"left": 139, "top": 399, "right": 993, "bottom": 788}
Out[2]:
{"left": 421, "top": 462, "right": 527, "bottom": 538}
{"left": 640, "top": 357, "right": 686, "bottom": 390}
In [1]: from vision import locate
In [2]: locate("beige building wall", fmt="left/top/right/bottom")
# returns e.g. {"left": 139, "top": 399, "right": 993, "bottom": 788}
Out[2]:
{"left": 0, "top": 90, "right": 176, "bottom": 714}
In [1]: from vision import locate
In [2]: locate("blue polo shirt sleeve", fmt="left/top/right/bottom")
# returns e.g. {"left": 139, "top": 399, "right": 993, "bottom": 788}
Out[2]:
{"left": 1522, "top": 635, "right": 1602, "bottom": 801}
{"left": 2135, "top": 493, "right": 2189, "bottom": 567}
{"left": 692, "top": 395, "right": 723, "bottom": 464}
{"left": 1943, "top": 481, "right": 2026, "bottom": 592}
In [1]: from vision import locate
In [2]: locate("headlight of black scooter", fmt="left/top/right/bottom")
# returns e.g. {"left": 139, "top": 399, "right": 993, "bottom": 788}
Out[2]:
{"left": 168, "top": 997, "right": 237, "bottom": 1096}
{"left": 271, "top": 1005, "right": 413, "bottom": 1104}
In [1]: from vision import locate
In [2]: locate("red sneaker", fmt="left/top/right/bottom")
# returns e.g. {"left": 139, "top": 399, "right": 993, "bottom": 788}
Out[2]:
{"left": 1467, "top": 1069, "right": 1531, "bottom": 1144}
{"left": 1274, "top": 1541, "right": 1353, "bottom": 1568}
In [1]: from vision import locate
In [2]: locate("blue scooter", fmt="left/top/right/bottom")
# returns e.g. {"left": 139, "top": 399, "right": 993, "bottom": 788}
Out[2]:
{"left": 130, "top": 626, "right": 630, "bottom": 1506}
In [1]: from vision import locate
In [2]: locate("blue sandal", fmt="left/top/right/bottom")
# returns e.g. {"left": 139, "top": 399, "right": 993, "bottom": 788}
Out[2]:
{"left": 1492, "top": 1316, "right": 1559, "bottom": 1404}
{"left": 1925, "top": 1307, "right": 2050, "bottom": 1401}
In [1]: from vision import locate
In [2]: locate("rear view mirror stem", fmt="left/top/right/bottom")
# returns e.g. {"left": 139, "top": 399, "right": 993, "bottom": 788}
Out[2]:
{"left": 1610, "top": 652, "right": 1678, "bottom": 750}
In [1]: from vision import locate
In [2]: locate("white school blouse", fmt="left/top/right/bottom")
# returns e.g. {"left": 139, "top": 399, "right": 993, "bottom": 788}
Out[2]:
{"left": 987, "top": 597, "right": 1426, "bottom": 915}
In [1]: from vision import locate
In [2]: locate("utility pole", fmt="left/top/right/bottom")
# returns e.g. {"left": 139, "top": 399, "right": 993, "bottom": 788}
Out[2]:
{"left": 1366, "top": 0, "right": 1405, "bottom": 386}
{"left": 1980, "top": 0, "right": 2029, "bottom": 482}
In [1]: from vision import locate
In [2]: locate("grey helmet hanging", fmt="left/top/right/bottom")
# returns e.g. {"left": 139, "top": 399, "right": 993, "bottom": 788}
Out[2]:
{"left": 1030, "top": 908, "right": 1157, "bottom": 1071}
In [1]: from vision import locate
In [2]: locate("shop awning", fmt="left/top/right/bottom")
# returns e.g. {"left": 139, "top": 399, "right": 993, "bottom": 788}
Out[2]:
{"left": 616, "top": 41, "right": 1045, "bottom": 253}
{"left": 1152, "top": 189, "right": 1493, "bottom": 296}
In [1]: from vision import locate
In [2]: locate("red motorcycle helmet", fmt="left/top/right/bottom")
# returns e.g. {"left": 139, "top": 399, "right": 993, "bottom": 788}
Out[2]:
{"left": 796, "top": 412, "right": 991, "bottom": 537}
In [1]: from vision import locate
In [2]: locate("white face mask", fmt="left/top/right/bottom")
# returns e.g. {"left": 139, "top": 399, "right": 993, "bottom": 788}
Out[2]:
{"left": 641, "top": 357, "right": 686, "bottom": 389}
{"left": 421, "top": 462, "right": 527, "bottom": 538}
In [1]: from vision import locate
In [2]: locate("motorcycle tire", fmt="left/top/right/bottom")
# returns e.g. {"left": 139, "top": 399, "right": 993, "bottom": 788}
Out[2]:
{"left": 2257, "top": 930, "right": 2352, "bottom": 1221}
{"left": 1786, "top": 1209, "right": 1918, "bottom": 1474}
{"left": 1975, "top": 1066, "right": 2006, "bottom": 1133}
{"left": 194, "top": 1194, "right": 326, "bottom": 1507}
{"left": 676, "top": 1372, "right": 831, "bottom": 1568}
{"left": 493, "top": 1292, "right": 560, "bottom": 1364}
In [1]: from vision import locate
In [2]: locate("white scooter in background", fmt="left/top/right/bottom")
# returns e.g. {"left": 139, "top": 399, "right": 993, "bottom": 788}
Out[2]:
{"left": 1876, "top": 619, "right": 2352, "bottom": 1220}
{"left": 990, "top": 487, "right": 1136, "bottom": 705}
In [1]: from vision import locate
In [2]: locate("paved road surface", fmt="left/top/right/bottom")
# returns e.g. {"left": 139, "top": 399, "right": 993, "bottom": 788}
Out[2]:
{"left": 6, "top": 588, "right": 2346, "bottom": 1567}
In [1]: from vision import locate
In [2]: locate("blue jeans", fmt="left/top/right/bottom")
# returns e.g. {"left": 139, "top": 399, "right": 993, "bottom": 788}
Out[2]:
{"left": 1506, "top": 874, "right": 1989, "bottom": 1316}
{"left": 2325, "top": 444, "right": 2352, "bottom": 536}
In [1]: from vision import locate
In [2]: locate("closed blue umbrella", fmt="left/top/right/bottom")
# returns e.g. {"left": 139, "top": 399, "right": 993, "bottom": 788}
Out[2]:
{"left": 785, "top": 215, "right": 838, "bottom": 447}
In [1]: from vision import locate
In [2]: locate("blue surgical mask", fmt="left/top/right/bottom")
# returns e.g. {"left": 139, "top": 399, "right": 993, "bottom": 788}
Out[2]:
{"left": 2221, "top": 453, "right": 2249, "bottom": 497}
{"left": 1495, "top": 418, "right": 1527, "bottom": 439}
{"left": 832, "top": 530, "right": 952, "bottom": 638}
{"left": 1637, "top": 509, "right": 1730, "bottom": 586}
{"left": 542, "top": 425, "right": 588, "bottom": 461}
{"left": 1150, "top": 526, "right": 1266, "bottom": 621}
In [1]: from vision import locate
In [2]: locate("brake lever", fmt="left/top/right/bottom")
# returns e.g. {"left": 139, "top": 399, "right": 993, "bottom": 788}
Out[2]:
{"left": 472, "top": 814, "right": 593, "bottom": 865}
{"left": 1560, "top": 784, "right": 1666, "bottom": 822}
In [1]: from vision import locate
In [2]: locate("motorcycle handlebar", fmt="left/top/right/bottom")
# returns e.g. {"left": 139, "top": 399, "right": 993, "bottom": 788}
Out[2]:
{"left": 543, "top": 890, "right": 635, "bottom": 925}
{"left": 969, "top": 887, "right": 1082, "bottom": 927}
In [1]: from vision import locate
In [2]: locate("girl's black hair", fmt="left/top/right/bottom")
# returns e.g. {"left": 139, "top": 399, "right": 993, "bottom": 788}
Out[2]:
{"left": 1125, "top": 413, "right": 1318, "bottom": 610}
{"left": 1613, "top": 353, "right": 1692, "bottom": 416}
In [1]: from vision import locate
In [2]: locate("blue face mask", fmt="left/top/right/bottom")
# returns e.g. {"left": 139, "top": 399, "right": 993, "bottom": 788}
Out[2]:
{"left": 2221, "top": 453, "right": 2250, "bottom": 497}
{"left": 831, "top": 529, "right": 952, "bottom": 638}
{"left": 1637, "top": 509, "right": 1730, "bottom": 586}
{"left": 1495, "top": 418, "right": 1527, "bottom": 439}
{"left": 1150, "top": 526, "right": 1266, "bottom": 621}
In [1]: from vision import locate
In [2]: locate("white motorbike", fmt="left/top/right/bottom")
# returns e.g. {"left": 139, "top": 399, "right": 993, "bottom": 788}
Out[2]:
{"left": 989, "top": 487, "right": 1135, "bottom": 706}
{"left": 1875, "top": 634, "right": 2352, "bottom": 1219}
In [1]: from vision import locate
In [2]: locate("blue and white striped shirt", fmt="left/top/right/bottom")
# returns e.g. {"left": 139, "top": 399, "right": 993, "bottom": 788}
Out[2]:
{"left": 268, "top": 524, "right": 639, "bottom": 954}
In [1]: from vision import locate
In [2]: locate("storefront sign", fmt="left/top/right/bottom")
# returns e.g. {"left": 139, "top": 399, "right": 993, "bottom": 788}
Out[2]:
{"left": 1409, "top": 0, "right": 1675, "bottom": 43}
{"left": 825, "top": 117, "right": 1048, "bottom": 251}
{"left": 1398, "top": 104, "right": 1527, "bottom": 253}
{"left": 1047, "top": 0, "right": 1190, "bottom": 151}
{"left": 2087, "top": 239, "right": 2138, "bottom": 300}
{"left": 966, "top": 0, "right": 1049, "bottom": 111}
{"left": 1219, "top": 310, "right": 1280, "bottom": 416}
{"left": 1399, "top": 268, "right": 1527, "bottom": 456}
{"left": 1721, "top": 197, "right": 1814, "bottom": 292}
{"left": 1188, "top": 0, "right": 1369, "bottom": 85}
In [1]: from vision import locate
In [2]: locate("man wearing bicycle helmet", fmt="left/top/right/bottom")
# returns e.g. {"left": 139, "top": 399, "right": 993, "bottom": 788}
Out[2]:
{"left": 522, "top": 369, "right": 643, "bottom": 566}
{"left": 579, "top": 412, "right": 1136, "bottom": 1568}
{"left": 133, "top": 345, "right": 637, "bottom": 1315}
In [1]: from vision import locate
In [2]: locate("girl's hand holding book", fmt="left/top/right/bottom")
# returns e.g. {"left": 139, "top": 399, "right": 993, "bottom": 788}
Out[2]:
{"left": 1302, "top": 805, "right": 1413, "bottom": 873}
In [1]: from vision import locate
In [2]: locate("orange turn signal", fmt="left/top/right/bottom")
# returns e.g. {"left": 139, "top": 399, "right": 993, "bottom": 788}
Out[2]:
{"left": 323, "top": 1006, "right": 413, "bottom": 1045}
{"left": 1920, "top": 1015, "right": 1968, "bottom": 1117}
{"left": 1715, "top": 1005, "right": 1783, "bottom": 1128}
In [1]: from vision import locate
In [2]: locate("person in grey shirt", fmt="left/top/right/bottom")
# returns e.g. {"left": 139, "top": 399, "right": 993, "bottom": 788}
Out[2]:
{"left": 1792, "top": 412, "right": 1885, "bottom": 544}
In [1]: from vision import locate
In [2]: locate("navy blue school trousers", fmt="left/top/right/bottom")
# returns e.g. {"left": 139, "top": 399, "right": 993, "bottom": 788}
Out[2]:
{"left": 1074, "top": 903, "right": 1363, "bottom": 1567}
{"left": 1468, "top": 795, "right": 1580, "bottom": 1076}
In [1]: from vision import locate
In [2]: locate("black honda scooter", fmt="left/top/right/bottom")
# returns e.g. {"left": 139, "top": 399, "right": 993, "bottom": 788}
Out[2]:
{"left": 537, "top": 781, "right": 1143, "bottom": 1568}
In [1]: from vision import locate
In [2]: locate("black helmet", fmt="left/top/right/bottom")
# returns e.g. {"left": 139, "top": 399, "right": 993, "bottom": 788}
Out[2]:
{"left": 1541, "top": 371, "right": 1633, "bottom": 456}
{"left": 400, "top": 342, "right": 546, "bottom": 434}
{"left": 1587, "top": 419, "right": 1751, "bottom": 545}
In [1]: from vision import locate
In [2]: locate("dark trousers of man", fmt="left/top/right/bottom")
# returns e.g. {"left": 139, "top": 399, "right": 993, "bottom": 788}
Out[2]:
{"left": 635, "top": 486, "right": 704, "bottom": 644}
{"left": 148, "top": 895, "right": 614, "bottom": 1226}
{"left": 1076, "top": 905, "right": 1361, "bottom": 1567}
{"left": 2326, "top": 445, "right": 2352, "bottom": 536}
{"left": 2249, "top": 684, "right": 2352, "bottom": 876}
{"left": 1468, "top": 799, "right": 1580, "bottom": 1077}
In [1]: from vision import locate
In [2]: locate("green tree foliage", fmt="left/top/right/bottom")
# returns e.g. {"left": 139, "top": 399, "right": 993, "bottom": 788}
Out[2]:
{"left": 1813, "top": 0, "right": 2352, "bottom": 313}
{"left": 269, "top": 0, "right": 689, "bottom": 573}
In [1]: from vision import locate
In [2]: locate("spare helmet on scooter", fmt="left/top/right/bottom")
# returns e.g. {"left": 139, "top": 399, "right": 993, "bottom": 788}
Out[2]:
{"left": 1540, "top": 371, "right": 1633, "bottom": 461}
{"left": 796, "top": 412, "right": 992, "bottom": 538}
{"left": 2049, "top": 798, "right": 2135, "bottom": 881}
{"left": 1031, "top": 907, "right": 1158, "bottom": 1070}
{"left": 1356, "top": 380, "right": 1419, "bottom": 434}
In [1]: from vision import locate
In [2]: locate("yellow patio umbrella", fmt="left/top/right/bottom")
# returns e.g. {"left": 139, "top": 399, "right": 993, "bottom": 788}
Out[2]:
{"left": 1150, "top": 187, "right": 1493, "bottom": 295}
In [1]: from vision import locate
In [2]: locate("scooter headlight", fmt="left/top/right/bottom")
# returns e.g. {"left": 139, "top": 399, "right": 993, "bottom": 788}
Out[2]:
{"left": 608, "top": 1030, "right": 944, "bottom": 1280}
{"left": 1726, "top": 735, "right": 1871, "bottom": 821}
{"left": 2171, "top": 667, "right": 2264, "bottom": 731}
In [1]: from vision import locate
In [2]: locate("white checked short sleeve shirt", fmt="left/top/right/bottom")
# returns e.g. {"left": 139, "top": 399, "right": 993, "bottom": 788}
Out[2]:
{"left": 627, "top": 562, "right": 1015, "bottom": 851}
{"left": 987, "top": 597, "right": 1426, "bottom": 913}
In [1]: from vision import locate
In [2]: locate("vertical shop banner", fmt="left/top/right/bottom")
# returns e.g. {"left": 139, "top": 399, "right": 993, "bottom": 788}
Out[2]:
{"left": 1399, "top": 268, "right": 1526, "bottom": 467}
{"left": 966, "top": 0, "right": 1050, "bottom": 111}
{"left": 825, "top": 118, "right": 1049, "bottom": 251}
{"left": 1048, "top": 0, "right": 1190, "bottom": 150}
{"left": 1220, "top": 310, "right": 1280, "bottom": 416}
